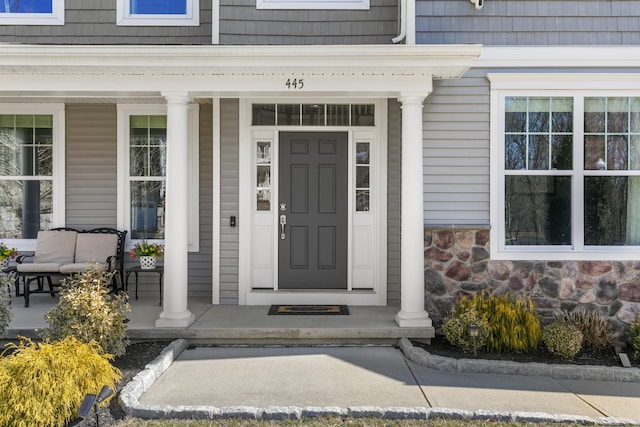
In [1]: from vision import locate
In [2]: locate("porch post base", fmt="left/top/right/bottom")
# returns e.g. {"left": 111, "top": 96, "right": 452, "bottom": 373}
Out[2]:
{"left": 155, "top": 310, "right": 196, "bottom": 328}
{"left": 395, "top": 310, "right": 432, "bottom": 328}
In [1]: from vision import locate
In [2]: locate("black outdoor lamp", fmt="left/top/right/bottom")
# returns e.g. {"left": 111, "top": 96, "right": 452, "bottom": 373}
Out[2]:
{"left": 468, "top": 324, "right": 480, "bottom": 357}
{"left": 78, "top": 385, "right": 113, "bottom": 427}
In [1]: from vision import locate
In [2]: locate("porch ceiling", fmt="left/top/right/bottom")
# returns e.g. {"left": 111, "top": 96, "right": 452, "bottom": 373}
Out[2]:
{"left": 0, "top": 44, "right": 481, "bottom": 99}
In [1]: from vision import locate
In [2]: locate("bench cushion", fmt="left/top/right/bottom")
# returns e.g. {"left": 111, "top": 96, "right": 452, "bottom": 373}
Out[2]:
{"left": 17, "top": 262, "right": 61, "bottom": 273}
{"left": 33, "top": 230, "right": 78, "bottom": 264}
{"left": 59, "top": 262, "right": 110, "bottom": 274}
{"left": 74, "top": 233, "right": 118, "bottom": 265}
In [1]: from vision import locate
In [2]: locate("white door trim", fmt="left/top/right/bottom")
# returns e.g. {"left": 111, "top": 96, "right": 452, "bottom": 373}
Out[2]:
{"left": 237, "top": 98, "right": 387, "bottom": 306}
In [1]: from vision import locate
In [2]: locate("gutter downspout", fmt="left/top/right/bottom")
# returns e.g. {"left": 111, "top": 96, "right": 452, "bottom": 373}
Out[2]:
{"left": 392, "top": 0, "right": 406, "bottom": 44}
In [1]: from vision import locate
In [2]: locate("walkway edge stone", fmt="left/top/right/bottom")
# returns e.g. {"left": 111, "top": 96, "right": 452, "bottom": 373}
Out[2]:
{"left": 397, "top": 337, "right": 640, "bottom": 383}
{"left": 118, "top": 339, "right": 639, "bottom": 425}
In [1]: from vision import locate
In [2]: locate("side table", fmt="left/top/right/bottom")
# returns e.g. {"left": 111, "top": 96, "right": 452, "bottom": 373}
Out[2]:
{"left": 125, "top": 265, "right": 163, "bottom": 306}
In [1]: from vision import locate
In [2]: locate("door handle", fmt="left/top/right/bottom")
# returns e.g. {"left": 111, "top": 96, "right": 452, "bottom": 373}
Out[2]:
{"left": 280, "top": 214, "right": 287, "bottom": 240}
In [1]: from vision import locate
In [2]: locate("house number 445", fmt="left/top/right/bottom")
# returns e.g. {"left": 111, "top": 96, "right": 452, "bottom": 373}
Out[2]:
{"left": 285, "top": 78, "right": 304, "bottom": 89}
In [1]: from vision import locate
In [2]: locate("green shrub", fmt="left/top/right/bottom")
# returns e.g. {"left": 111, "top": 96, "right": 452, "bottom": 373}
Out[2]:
{"left": 40, "top": 265, "right": 130, "bottom": 356}
{"left": 0, "top": 275, "right": 12, "bottom": 336}
{"left": 559, "top": 310, "right": 616, "bottom": 352}
{"left": 0, "top": 336, "right": 122, "bottom": 427}
{"left": 452, "top": 291, "right": 541, "bottom": 353}
{"left": 629, "top": 315, "right": 640, "bottom": 360}
{"left": 542, "top": 321, "right": 583, "bottom": 360}
{"left": 443, "top": 308, "right": 489, "bottom": 352}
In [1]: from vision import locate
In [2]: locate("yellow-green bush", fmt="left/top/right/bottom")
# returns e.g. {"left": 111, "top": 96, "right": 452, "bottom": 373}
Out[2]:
{"left": 40, "top": 265, "right": 130, "bottom": 356}
{"left": 453, "top": 291, "right": 542, "bottom": 353}
{"left": 0, "top": 275, "right": 12, "bottom": 336}
{"left": 443, "top": 307, "right": 489, "bottom": 352}
{"left": 0, "top": 336, "right": 122, "bottom": 427}
{"left": 630, "top": 315, "right": 640, "bottom": 360}
{"left": 542, "top": 321, "right": 583, "bottom": 360}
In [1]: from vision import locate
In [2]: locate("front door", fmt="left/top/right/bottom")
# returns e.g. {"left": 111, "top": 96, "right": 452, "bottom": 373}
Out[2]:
{"left": 278, "top": 132, "right": 348, "bottom": 289}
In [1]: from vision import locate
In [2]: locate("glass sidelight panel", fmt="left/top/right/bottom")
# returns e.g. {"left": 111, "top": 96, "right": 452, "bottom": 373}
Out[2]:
{"left": 256, "top": 141, "right": 272, "bottom": 211}
{"left": 355, "top": 142, "right": 370, "bottom": 211}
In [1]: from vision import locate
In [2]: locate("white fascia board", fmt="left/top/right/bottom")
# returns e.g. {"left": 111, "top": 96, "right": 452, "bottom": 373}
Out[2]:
{"left": 487, "top": 73, "right": 640, "bottom": 91}
{"left": 0, "top": 44, "right": 481, "bottom": 78}
{"left": 475, "top": 46, "right": 640, "bottom": 68}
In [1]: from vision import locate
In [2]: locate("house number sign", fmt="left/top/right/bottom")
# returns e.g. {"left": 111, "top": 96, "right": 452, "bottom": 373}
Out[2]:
{"left": 285, "top": 78, "right": 304, "bottom": 89}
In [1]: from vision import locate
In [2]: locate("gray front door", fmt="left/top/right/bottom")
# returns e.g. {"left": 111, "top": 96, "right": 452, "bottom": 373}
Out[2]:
{"left": 278, "top": 132, "right": 348, "bottom": 289}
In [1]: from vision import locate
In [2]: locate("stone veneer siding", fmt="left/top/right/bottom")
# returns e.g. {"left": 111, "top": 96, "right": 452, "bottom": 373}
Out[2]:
{"left": 424, "top": 227, "right": 640, "bottom": 338}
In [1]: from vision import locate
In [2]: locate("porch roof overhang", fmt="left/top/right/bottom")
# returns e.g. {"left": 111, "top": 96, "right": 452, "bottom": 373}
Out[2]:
{"left": 0, "top": 44, "right": 481, "bottom": 100}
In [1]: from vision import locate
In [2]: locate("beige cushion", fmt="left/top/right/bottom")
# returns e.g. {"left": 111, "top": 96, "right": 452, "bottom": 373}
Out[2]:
{"left": 17, "top": 262, "right": 61, "bottom": 273}
{"left": 74, "top": 233, "right": 118, "bottom": 264}
{"left": 33, "top": 230, "right": 77, "bottom": 264}
{"left": 59, "top": 262, "right": 109, "bottom": 274}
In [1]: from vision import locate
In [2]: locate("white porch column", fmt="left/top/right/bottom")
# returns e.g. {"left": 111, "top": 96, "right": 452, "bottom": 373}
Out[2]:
{"left": 395, "top": 94, "right": 432, "bottom": 328}
{"left": 156, "top": 92, "right": 195, "bottom": 328}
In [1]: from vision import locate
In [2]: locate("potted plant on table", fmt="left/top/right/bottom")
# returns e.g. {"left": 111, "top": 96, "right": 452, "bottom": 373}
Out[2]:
{"left": 129, "top": 241, "right": 164, "bottom": 270}
{"left": 0, "top": 242, "right": 17, "bottom": 270}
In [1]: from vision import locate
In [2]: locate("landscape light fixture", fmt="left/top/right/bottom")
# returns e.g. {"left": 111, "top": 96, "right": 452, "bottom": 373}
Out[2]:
{"left": 468, "top": 324, "right": 480, "bottom": 356}
{"left": 78, "top": 385, "right": 113, "bottom": 427}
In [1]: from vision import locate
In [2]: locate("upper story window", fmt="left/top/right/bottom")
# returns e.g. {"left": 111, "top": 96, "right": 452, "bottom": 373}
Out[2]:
{"left": 0, "top": 105, "right": 65, "bottom": 244}
{"left": 491, "top": 77, "right": 640, "bottom": 261}
{"left": 117, "top": 0, "right": 199, "bottom": 26}
{"left": 0, "top": 0, "right": 64, "bottom": 25}
{"left": 257, "top": 0, "right": 369, "bottom": 10}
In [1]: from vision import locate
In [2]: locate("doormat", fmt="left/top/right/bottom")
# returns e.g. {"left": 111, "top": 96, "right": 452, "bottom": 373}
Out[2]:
{"left": 268, "top": 305, "right": 350, "bottom": 315}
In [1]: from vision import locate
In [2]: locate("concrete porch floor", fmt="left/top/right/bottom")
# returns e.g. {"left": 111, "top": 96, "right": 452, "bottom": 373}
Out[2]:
{"left": 4, "top": 292, "right": 435, "bottom": 344}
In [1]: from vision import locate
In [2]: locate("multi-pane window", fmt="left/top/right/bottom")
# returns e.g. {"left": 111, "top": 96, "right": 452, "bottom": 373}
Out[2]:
{"left": 117, "top": 0, "right": 198, "bottom": 25}
{"left": 0, "top": 0, "right": 63, "bottom": 24}
{"left": 0, "top": 114, "right": 54, "bottom": 239}
{"left": 128, "top": 115, "right": 166, "bottom": 240}
{"left": 252, "top": 103, "right": 375, "bottom": 127}
{"left": 257, "top": 0, "right": 369, "bottom": 9}
{"left": 499, "top": 94, "right": 640, "bottom": 254}
{"left": 256, "top": 141, "right": 272, "bottom": 211}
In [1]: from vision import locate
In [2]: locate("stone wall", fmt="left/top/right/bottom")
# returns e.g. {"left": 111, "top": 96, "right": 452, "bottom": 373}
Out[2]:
{"left": 424, "top": 228, "right": 640, "bottom": 338}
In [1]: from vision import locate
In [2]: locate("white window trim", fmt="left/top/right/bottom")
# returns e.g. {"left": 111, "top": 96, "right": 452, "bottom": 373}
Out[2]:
{"left": 0, "top": 0, "right": 64, "bottom": 25}
{"left": 0, "top": 103, "right": 65, "bottom": 251}
{"left": 257, "top": 0, "right": 369, "bottom": 10}
{"left": 489, "top": 73, "right": 640, "bottom": 261}
{"left": 117, "top": 104, "right": 199, "bottom": 252}
{"left": 116, "top": 0, "right": 199, "bottom": 26}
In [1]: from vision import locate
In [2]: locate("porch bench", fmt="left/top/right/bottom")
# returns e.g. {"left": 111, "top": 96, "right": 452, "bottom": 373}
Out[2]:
{"left": 15, "top": 227, "right": 127, "bottom": 307}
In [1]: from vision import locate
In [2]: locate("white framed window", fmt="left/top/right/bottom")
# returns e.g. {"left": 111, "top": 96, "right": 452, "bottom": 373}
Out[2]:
{"left": 257, "top": 0, "right": 369, "bottom": 10}
{"left": 490, "top": 74, "right": 640, "bottom": 260}
{"left": 116, "top": 0, "right": 199, "bottom": 26}
{"left": 0, "top": 104, "right": 65, "bottom": 247}
{"left": 0, "top": 0, "right": 64, "bottom": 25}
{"left": 117, "top": 104, "right": 199, "bottom": 252}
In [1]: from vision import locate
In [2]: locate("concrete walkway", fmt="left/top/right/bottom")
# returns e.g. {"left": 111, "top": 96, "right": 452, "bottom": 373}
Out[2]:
{"left": 120, "top": 339, "right": 640, "bottom": 424}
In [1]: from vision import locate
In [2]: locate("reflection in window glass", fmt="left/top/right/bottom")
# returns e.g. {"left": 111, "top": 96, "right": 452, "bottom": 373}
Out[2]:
{"left": 256, "top": 141, "right": 271, "bottom": 211}
{"left": 505, "top": 97, "right": 573, "bottom": 171}
{"left": 585, "top": 176, "right": 640, "bottom": 246}
{"left": 252, "top": 104, "right": 375, "bottom": 127}
{"left": 351, "top": 104, "right": 375, "bottom": 126}
{"left": 277, "top": 104, "right": 301, "bottom": 126}
{"left": 302, "top": 104, "right": 324, "bottom": 126}
{"left": 252, "top": 104, "right": 276, "bottom": 126}
{"left": 0, "top": 114, "right": 54, "bottom": 239}
{"left": 355, "top": 142, "right": 370, "bottom": 211}
{"left": 505, "top": 176, "right": 571, "bottom": 246}
{"left": 130, "top": 181, "right": 165, "bottom": 239}
{"left": 327, "top": 105, "right": 350, "bottom": 126}
{"left": 0, "top": 0, "right": 52, "bottom": 13}
{"left": 130, "top": 0, "right": 186, "bottom": 14}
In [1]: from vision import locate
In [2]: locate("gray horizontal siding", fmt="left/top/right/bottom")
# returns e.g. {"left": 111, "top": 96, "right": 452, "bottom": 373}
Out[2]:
{"left": 0, "top": 0, "right": 211, "bottom": 45}
{"left": 219, "top": 0, "right": 398, "bottom": 45}
{"left": 417, "top": 0, "right": 640, "bottom": 45}
{"left": 387, "top": 99, "right": 401, "bottom": 307}
{"left": 423, "top": 69, "right": 490, "bottom": 226}
{"left": 65, "top": 104, "right": 118, "bottom": 229}
{"left": 219, "top": 99, "right": 239, "bottom": 305}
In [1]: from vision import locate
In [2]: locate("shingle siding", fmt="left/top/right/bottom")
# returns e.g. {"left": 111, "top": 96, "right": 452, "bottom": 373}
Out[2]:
{"left": 417, "top": 0, "right": 640, "bottom": 46}
{"left": 219, "top": 0, "right": 398, "bottom": 45}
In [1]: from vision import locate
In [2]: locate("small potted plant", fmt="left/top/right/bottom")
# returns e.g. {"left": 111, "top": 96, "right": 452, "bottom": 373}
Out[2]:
{"left": 0, "top": 242, "right": 17, "bottom": 270}
{"left": 129, "top": 241, "right": 164, "bottom": 270}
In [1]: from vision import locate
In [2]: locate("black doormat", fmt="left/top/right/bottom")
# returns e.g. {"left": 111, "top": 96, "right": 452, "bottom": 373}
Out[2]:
{"left": 268, "top": 304, "right": 350, "bottom": 315}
